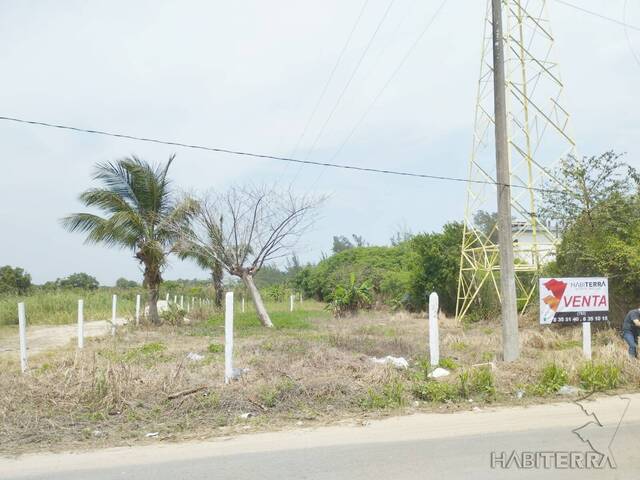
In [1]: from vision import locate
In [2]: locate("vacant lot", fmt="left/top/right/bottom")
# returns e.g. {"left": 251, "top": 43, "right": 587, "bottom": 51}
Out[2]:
{"left": 1, "top": 303, "right": 639, "bottom": 455}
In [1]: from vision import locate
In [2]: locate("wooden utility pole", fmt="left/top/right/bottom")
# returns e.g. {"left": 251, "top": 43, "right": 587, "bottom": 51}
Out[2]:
{"left": 491, "top": 0, "right": 519, "bottom": 361}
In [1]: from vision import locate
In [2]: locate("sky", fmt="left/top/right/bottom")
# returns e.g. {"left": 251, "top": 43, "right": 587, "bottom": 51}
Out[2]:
{"left": 0, "top": 0, "right": 639, "bottom": 285}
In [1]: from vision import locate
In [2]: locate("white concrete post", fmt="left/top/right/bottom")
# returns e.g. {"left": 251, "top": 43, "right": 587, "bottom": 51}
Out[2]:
{"left": 187, "top": 303, "right": 190, "bottom": 313}
{"left": 111, "top": 294, "right": 117, "bottom": 336}
{"left": 78, "top": 299, "right": 84, "bottom": 349}
{"left": 135, "top": 294, "right": 141, "bottom": 326}
{"left": 18, "top": 302, "right": 28, "bottom": 373}
{"left": 290, "top": 294, "right": 294, "bottom": 312}
{"left": 429, "top": 292, "right": 440, "bottom": 367}
{"left": 225, "top": 292, "right": 234, "bottom": 384}
{"left": 180, "top": 295, "right": 184, "bottom": 309}
{"left": 174, "top": 295, "right": 177, "bottom": 304}
{"left": 299, "top": 292, "right": 303, "bottom": 305}
{"left": 242, "top": 296, "right": 245, "bottom": 313}
{"left": 582, "top": 322, "right": 592, "bottom": 360}
{"left": 165, "top": 293, "right": 170, "bottom": 303}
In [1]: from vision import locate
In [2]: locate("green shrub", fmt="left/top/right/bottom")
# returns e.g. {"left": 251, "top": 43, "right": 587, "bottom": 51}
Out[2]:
{"left": 327, "top": 273, "right": 372, "bottom": 317}
{"left": 533, "top": 363, "right": 569, "bottom": 395}
{"left": 361, "top": 378, "right": 406, "bottom": 409}
{"left": 438, "top": 357, "right": 459, "bottom": 371}
{"left": 207, "top": 343, "right": 224, "bottom": 353}
{"left": 470, "top": 366, "right": 496, "bottom": 400}
{"left": 161, "top": 304, "right": 186, "bottom": 326}
{"left": 579, "top": 362, "right": 622, "bottom": 392}
{"left": 413, "top": 381, "right": 458, "bottom": 402}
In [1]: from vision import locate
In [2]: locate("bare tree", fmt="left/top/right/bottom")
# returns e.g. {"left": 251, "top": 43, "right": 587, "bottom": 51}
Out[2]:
{"left": 177, "top": 185, "right": 322, "bottom": 327}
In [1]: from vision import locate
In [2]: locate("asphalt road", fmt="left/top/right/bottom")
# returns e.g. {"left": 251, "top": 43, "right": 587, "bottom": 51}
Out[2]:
{"left": 3, "top": 394, "right": 640, "bottom": 480}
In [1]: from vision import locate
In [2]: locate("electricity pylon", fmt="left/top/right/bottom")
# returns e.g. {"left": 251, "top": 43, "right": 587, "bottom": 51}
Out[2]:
{"left": 456, "top": 0, "right": 577, "bottom": 321}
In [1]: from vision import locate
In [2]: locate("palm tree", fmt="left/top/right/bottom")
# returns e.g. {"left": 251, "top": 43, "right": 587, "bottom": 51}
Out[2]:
{"left": 61, "top": 155, "right": 195, "bottom": 324}
{"left": 177, "top": 232, "right": 225, "bottom": 307}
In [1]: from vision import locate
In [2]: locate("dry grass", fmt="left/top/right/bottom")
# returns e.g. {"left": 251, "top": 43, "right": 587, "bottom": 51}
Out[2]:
{"left": 1, "top": 309, "right": 639, "bottom": 455}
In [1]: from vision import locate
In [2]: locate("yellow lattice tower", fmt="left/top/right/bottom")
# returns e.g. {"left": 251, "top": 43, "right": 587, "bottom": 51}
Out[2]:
{"left": 456, "top": 0, "right": 577, "bottom": 320}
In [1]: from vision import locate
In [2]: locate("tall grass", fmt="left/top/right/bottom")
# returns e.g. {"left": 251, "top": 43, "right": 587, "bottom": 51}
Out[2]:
{"left": 0, "top": 289, "right": 140, "bottom": 326}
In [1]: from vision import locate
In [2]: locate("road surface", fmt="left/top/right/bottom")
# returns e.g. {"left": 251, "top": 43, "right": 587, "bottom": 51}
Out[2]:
{"left": 2, "top": 393, "right": 639, "bottom": 479}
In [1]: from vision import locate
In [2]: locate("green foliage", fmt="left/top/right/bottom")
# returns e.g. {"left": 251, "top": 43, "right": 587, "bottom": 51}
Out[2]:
{"left": 262, "top": 284, "right": 290, "bottom": 302}
{"left": 438, "top": 357, "right": 459, "bottom": 371}
{"left": 62, "top": 156, "right": 196, "bottom": 324}
{"left": 578, "top": 362, "right": 622, "bottom": 392}
{"left": 0, "top": 266, "right": 31, "bottom": 295}
{"left": 361, "top": 378, "right": 406, "bottom": 409}
{"left": 58, "top": 273, "right": 100, "bottom": 290}
{"left": 468, "top": 366, "right": 496, "bottom": 400}
{"left": 115, "top": 278, "right": 138, "bottom": 289}
{"left": 303, "top": 244, "right": 415, "bottom": 306}
{"left": 207, "top": 343, "right": 224, "bottom": 353}
{"left": 409, "top": 222, "right": 464, "bottom": 315}
{"left": 327, "top": 273, "right": 373, "bottom": 317}
{"left": 532, "top": 363, "right": 569, "bottom": 395}
{"left": 160, "top": 304, "right": 186, "bottom": 326}
{"left": 0, "top": 288, "right": 139, "bottom": 326}
{"left": 543, "top": 152, "right": 640, "bottom": 323}
{"left": 413, "top": 381, "right": 458, "bottom": 402}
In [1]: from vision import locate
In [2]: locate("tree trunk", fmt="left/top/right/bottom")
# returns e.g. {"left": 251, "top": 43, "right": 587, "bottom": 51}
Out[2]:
{"left": 212, "top": 261, "right": 224, "bottom": 308}
{"left": 241, "top": 271, "right": 273, "bottom": 327}
{"left": 148, "top": 284, "right": 160, "bottom": 325}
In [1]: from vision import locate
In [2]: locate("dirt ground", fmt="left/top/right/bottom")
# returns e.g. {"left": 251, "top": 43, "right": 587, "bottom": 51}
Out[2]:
{"left": 0, "top": 318, "right": 128, "bottom": 356}
{"left": 1, "top": 309, "right": 639, "bottom": 456}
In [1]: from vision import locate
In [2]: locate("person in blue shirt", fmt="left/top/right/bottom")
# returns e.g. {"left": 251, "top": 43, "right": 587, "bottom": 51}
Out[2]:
{"left": 622, "top": 308, "right": 640, "bottom": 358}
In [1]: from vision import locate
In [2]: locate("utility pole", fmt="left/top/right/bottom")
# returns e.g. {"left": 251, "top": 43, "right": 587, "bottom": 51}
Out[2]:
{"left": 491, "top": 0, "right": 519, "bottom": 361}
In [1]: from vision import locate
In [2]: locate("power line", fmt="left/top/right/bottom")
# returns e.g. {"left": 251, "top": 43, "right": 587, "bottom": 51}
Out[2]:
{"left": 553, "top": 0, "right": 640, "bottom": 32}
{"left": 0, "top": 114, "right": 556, "bottom": 193}
{"left": 288, "top": 0, "right": 370, "bottom": 159}
{"left": 328, "top": 0, "right": 449, "bottom": 164}
{"left": 302, "top": 0, "right": 397, "bottom": 161}
{"left": 624, "top": 0, "right": 640, "bottom": 69}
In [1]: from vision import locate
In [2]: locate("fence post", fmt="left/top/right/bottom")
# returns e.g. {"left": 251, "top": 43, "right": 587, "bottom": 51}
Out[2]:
{"left": 78, "top": 299, "right": 84, "bottom": 349}
{"left": 429, "top": 292, "right": 440, "bottom": 367}
{"left": 165, "top": 293, "right": 169, "bottom": 303}
{"left": 242, "top": 296, "right": 245, "bottom": 313}
{"left": 582, "top": 322, "right": 592, "bottom": 360}
{"left": 111, "top": 294, "right": 117, "bottom": 336}
{"left": 225, "top": 292, "right": 234, "bottom": 384}
{"left": 18, "top": 302, "right": 28, "bottom": 373}
{"left": 290, "top": 294, "right": 294, "bottom": 312}
{"left": 135, "top": 294, "right": 141, "bottom": 326}
{"left": 180, "top": 295, "right": 184, "bottom": 309}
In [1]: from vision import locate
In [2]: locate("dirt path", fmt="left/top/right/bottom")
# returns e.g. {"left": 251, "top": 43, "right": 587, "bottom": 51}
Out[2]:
{"left": 0, "top": 318, "right": 129, "bottom": 356}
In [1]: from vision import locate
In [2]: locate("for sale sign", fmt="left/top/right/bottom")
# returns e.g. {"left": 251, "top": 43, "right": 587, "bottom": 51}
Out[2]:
{"left": 539, "top": 277, "right": 609, "bottom": 325}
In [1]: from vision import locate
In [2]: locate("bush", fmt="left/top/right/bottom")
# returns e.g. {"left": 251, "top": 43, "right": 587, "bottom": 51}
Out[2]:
{"left": 533, "top": 363, "right": 569, "bottom": 395}
{"left": 207, "top": 343, "right": 224, "bottom": 353}
{"left": 161, "top": 304, "right": 186, "bottom": 326}
{"left": 413, "top": 381, "right": 458, "bottom": 402}
{"left": 361, "top": 378, "right": 406, "bottom": 409}
{"left": 327, "top": 273, "right": 373, "bottom": 317}
{"left": 579, "top": 362, "right": 622, "bottom": 392}
{"left": 0, "top": 266, "right": 31, "bottom": 295}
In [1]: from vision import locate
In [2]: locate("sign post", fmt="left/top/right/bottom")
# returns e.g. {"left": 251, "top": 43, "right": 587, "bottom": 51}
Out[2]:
{"left": 225, "top": 292, "right": 234, "bottom": 384}
{"left": 429, "top": 292, "right": 440, "bottom": 367}
{"left": 18, "top": 302, "right": 28, "bottom": 373}
{"left": 582, "top": 322, "right": 592, "bottom": 360}
{"left": 78, "top": 299, "right": 84, "bottom": 349}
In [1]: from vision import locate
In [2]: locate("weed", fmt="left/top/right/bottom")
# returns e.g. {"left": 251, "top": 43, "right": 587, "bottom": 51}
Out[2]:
{"left": 438, "top": 357, "right": 459, "bottom": 371}
{"left": 413, "top": 381, "right": 458, "bottom": 403}
{"left": 361, "top": 378, "right": 406, "bottom": 409}
{"left": 532, "top": 363, "right": 569, "bottom": 395}
{"left": 451, "top": 341, "right": 468, "bottom": 352}
{"left": 579, "top": 362, "right": 622, "bottom": 392}
{"left": 207, "top": 343, "right": 224, "bottom": 354}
